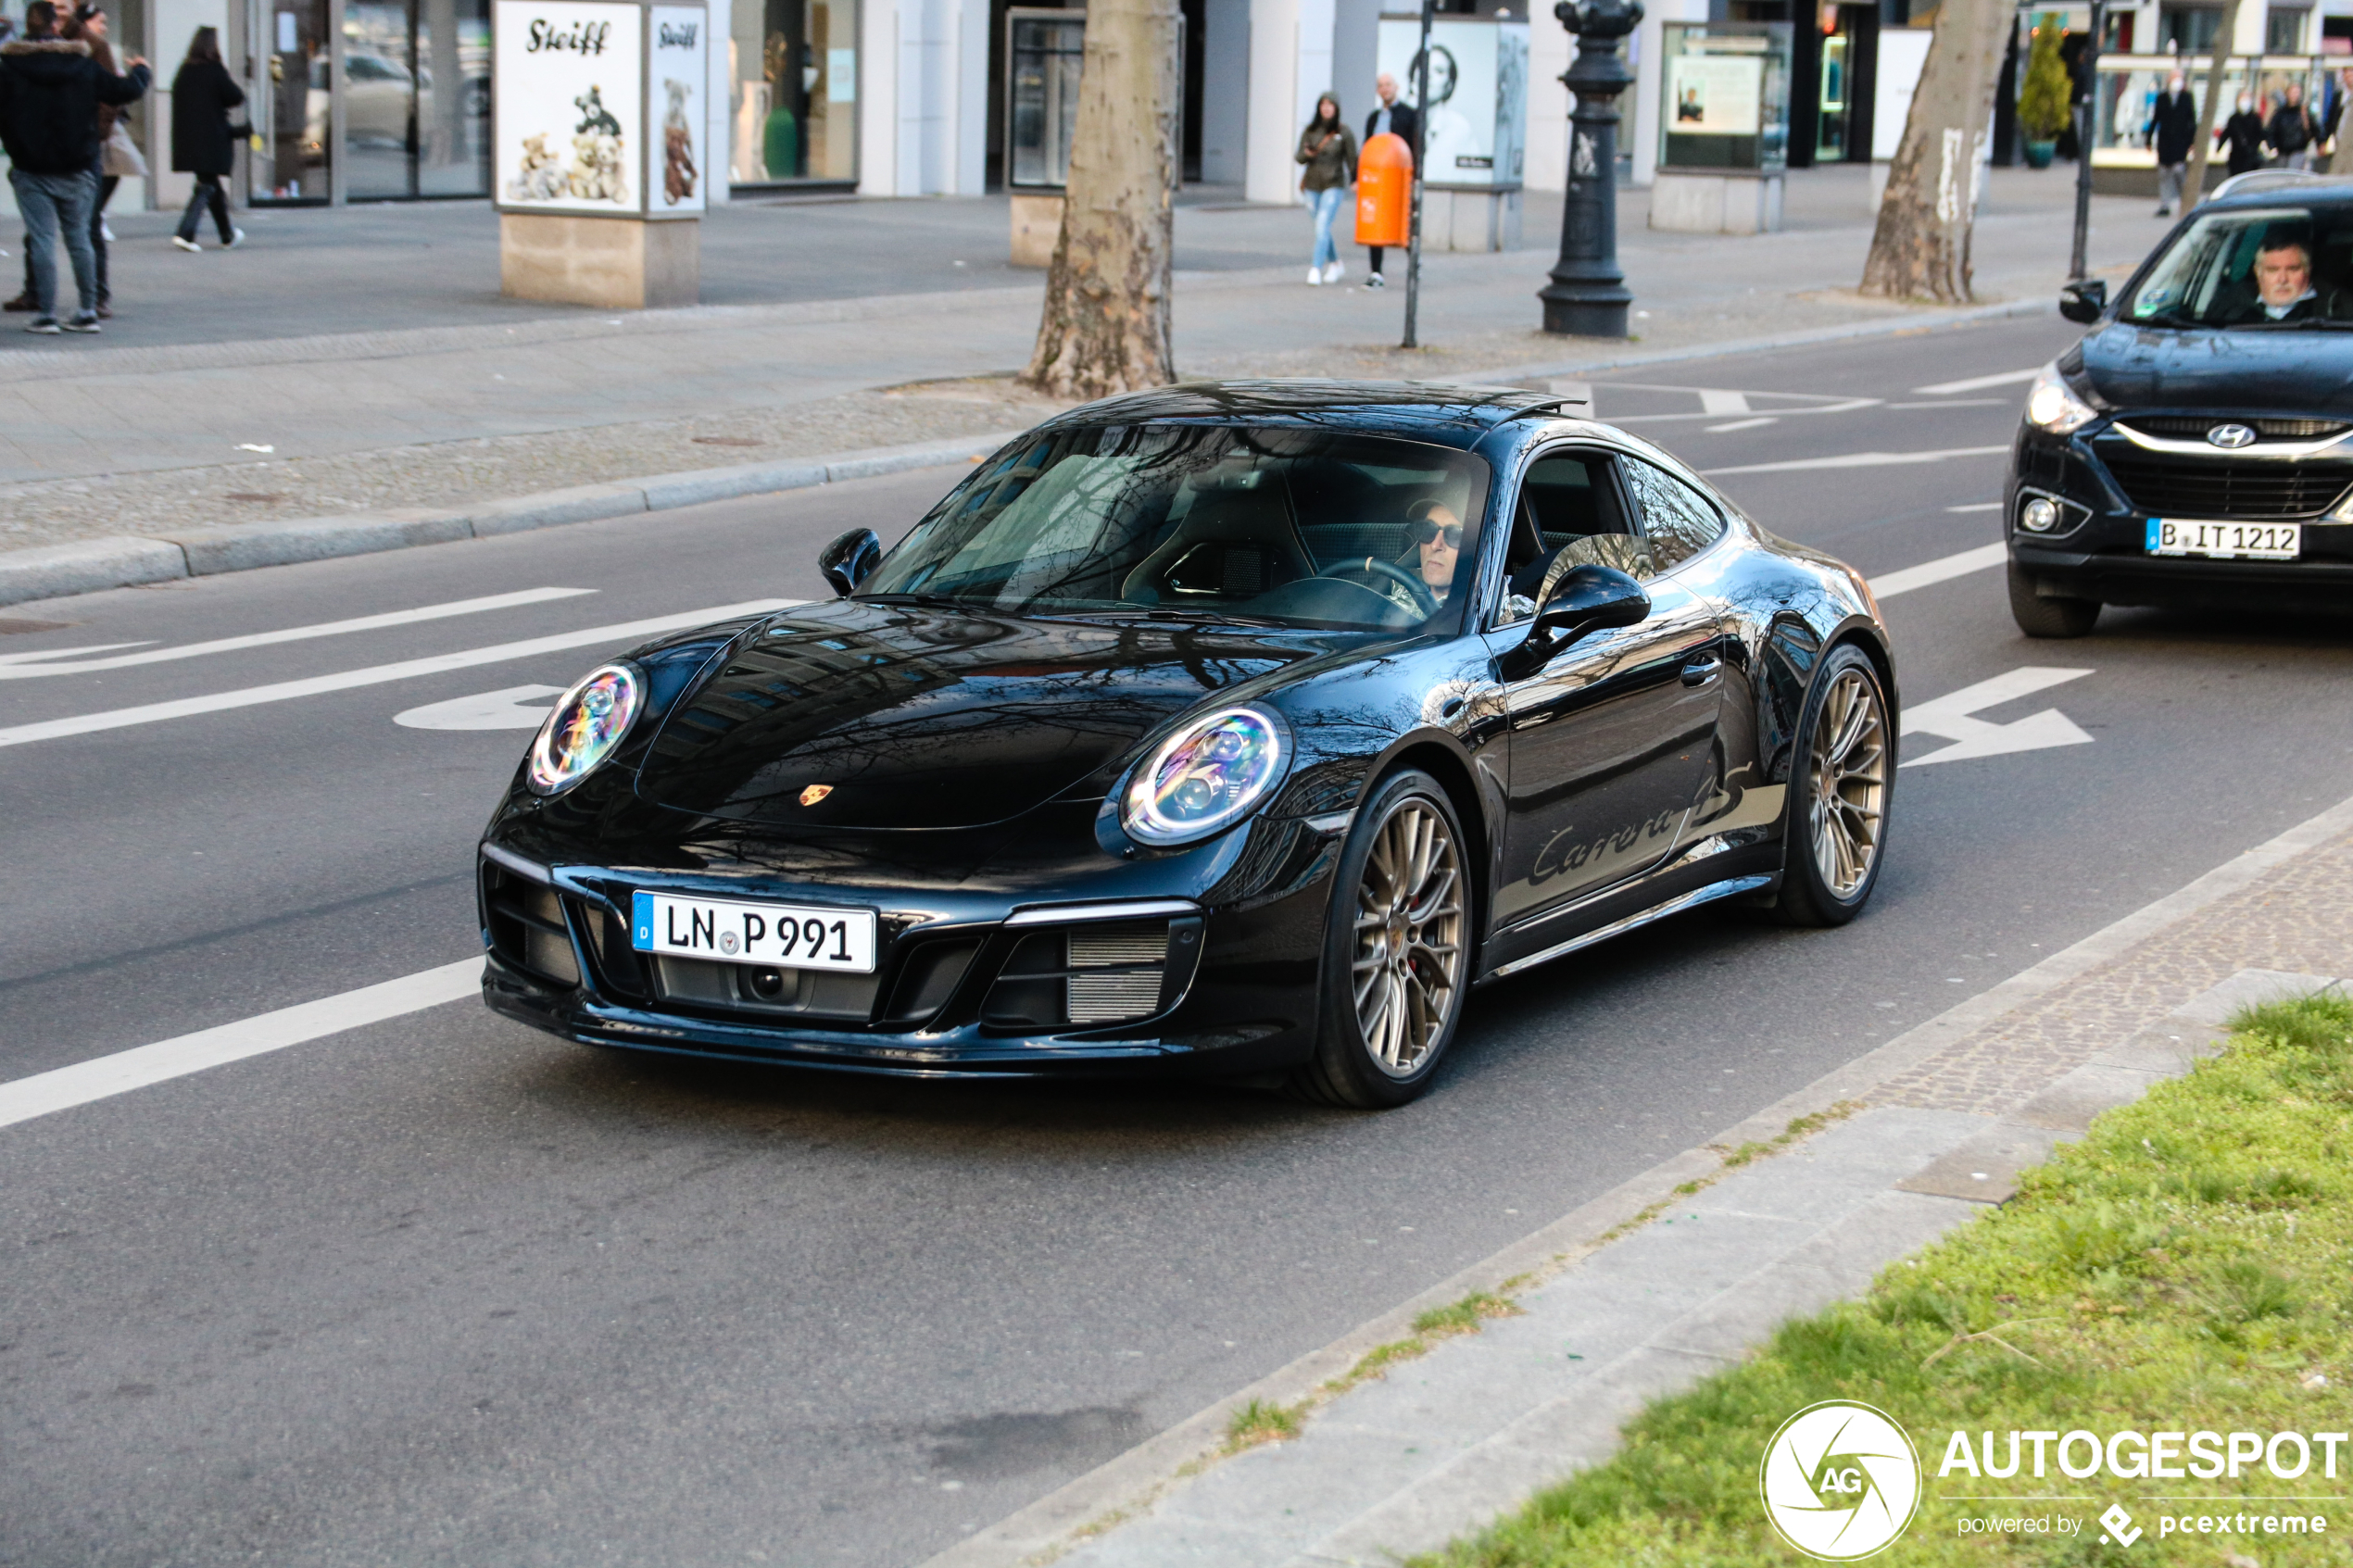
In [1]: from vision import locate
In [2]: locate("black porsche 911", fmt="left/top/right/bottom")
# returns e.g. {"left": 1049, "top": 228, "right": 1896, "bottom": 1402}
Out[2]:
{"left": 2010, "top": 172, "right": 2353, "bottom": 636}
{"left": 477, "top": 382, "right": 1896, "bottom": 1106}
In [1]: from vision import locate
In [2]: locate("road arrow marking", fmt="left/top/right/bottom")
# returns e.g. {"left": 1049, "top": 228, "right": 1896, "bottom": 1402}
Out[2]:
{"left": 1900, "top": 666, "right": 2095, "bottom": 768}
{"left": 396, "top": 684, "right": 563, "bottom": 731}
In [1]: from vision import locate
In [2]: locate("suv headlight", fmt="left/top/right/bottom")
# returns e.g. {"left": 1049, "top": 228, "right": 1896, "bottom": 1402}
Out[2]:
{"left": 527, "top": 662, "right": 644, "bottom": 796}
{"left": 1120, "top": 705, "right": 1290, "bottom": 847}
{"left": 2024, "top": 362, "right": 2098, "bottom": 434}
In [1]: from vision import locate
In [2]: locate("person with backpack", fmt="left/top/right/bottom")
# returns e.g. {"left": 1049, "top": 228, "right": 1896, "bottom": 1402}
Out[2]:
{"left": 2267, "top": 82, "right": 2318, "bottom": 169}
{"left": 0, "top": 0, "right": 148, "bottom": 332}
{"left": 168, "top": 25, "right": 244, "bottom": 251}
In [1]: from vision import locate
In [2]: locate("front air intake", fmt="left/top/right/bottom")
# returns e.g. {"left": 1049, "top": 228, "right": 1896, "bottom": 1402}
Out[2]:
{"left": 981, "top": 921, "right": 1174, "bottom": 1029}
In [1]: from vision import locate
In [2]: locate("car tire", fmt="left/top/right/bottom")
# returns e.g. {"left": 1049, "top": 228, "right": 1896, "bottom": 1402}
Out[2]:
{"left": 1290, "top": 769, "right": 1471, "bottom": 1109}
{"left": 1769, "top": 644, "right": 1892, "bottom": 929}
{"left": 2007, "top": 559, "right": 2100, "bottom": 638}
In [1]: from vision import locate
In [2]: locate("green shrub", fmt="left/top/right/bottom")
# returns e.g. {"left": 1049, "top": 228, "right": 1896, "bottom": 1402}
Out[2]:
{"left": 2019, "top": 21, "right": 2074, "bottom": 142}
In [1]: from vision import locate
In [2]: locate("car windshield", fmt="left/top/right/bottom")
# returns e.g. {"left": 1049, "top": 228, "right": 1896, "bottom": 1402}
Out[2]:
{"left": 859, "top": 423, "right": 1491, "bottom": 632}
{"left": 2123, "top": 204, "right": 2353, "bottom": 328}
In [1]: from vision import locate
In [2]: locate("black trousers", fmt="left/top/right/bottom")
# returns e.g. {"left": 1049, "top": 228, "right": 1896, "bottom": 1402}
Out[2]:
{"left": 1368, "top": 245, "right": 1386, "bottom": 275}
{"left": 176, "top": 172, "right": 233, "bottom": 244}
{"left": 18, "top": 173, "right": 113, "bottom": 306}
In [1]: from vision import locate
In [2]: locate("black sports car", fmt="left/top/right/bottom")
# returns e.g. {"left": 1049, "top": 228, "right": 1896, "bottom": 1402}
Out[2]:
{"left": 2010, "top": 172, "right": 2353, "bottom": 636}
{"left": 478, "top": 383, "right": 1896, "bottom": 1106}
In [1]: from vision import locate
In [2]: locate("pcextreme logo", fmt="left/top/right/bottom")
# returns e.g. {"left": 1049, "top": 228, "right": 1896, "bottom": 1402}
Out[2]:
{"left": 1760, "top": 1400, "right": 1923, "bottom": 1561}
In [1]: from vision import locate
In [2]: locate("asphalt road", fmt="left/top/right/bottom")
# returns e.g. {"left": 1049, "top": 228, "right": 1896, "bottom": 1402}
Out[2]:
{"left": 6, "top": 315, "right": 2353, "bottom": 1568}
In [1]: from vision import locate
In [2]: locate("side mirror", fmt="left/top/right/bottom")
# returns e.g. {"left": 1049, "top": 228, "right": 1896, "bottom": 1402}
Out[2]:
{"left": 2058, "top": 279, "right": 2107, "bottom": 324}
{"left": 818, "top": 528, "right": 883, "bottom": 597}
{"left": 1502, "top": 564, "right": 1649, "bottom": 678}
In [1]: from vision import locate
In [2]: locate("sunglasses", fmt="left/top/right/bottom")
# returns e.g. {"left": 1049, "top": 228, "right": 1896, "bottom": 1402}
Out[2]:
{"left": 1414, "top": 521, "right": 1464, "bottom": 548}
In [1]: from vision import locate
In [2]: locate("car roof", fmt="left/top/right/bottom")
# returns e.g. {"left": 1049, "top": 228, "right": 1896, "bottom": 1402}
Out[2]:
{"left": 2205, "top": 170, "right": 2353, "bottom": 208}
{"left": 1032, "top": 379, "right": 1582, "bottom": 448}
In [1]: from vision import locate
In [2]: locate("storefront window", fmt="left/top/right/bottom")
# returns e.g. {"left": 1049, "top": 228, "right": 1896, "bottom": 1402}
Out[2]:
{"left": 731, "top": 0, "right": 857, "bottom": 183}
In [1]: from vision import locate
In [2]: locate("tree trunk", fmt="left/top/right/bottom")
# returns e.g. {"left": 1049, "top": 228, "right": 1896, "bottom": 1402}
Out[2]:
{"left": 1859, "top": 0, "right": 2011, "bottom": 303}
{"left": 2182, "top": 0, "right": 2248, "bottom": 207}
{"left": 1020, "top": 0, "right": 1180, "bottom": 399}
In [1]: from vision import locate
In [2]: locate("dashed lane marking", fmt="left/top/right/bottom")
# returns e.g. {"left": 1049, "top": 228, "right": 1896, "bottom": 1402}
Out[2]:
{"left": 1912, "top": 367, "right": 2039, "bottom": 395}
{"left": 1866, "top": 543, "right": 2007, "bottom": 599}
{"left": 0, "top": 960, "right": 483, "bottom": 1132}
{"left": 0, "top": 588, "right": 598, "bottom": 680}
{"left": 0, "top": 598, "right": 799, "bottom": 749}
{"left": 1703, "top": 445, "right": 2011, "bottom": 477}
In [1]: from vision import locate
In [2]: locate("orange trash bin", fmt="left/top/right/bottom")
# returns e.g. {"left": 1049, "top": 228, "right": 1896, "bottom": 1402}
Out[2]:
{"left": 1355, "top": 132, "right": 1414, "bottom": 248}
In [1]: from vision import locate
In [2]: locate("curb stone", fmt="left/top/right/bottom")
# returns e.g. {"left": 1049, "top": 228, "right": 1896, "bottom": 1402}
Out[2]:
{"left": 0, "top": 297, "right": 2058, "bottom": 609}
{"left": 0, "top": 433, "right": 1026, "bottom": 608}
{"left": 915, "top": 787, "right": 2353, "bottom": 1568}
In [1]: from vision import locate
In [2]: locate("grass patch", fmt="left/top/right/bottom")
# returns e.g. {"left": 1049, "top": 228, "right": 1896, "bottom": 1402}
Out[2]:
{"left": 1225, "top": 1397, "right": 1303, "bottom": 1450}
{"left": 1415, "top": 994, "right": 2353, "bottom": 1567}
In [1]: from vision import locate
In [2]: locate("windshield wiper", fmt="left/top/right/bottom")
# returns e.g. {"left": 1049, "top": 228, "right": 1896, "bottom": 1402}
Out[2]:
{"left": 858, "top": 591, "right": 971, "bottom": 608}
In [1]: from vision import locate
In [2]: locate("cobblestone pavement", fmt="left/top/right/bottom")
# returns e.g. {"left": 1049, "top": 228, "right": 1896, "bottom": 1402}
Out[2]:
{"left": 1875, "top": 827, "right": 2353, "bottom": 1112}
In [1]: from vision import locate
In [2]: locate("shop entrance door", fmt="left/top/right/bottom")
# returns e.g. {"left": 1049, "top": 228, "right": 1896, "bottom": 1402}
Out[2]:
{"left": 340, "top": 0, "right": 491, "bottom": 197}
{"left": 255, "top": 0, "right": 331, "bottom": 200}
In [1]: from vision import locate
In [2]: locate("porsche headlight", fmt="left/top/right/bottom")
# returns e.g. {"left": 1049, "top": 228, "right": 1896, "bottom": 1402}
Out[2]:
{"left": 2023, "top": 362, "right": 2098, "bottom": 434}
{"left": 527, "top": 662, "right": 643, "bottom": 796}
{"left": 1121, "top": 706, "right": 1290, "bottom": 847}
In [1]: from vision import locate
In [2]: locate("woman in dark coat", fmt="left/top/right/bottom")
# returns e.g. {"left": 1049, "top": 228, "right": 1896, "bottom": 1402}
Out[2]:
{"left": 169, "top": 25, "right": 242, "bottom": 250}
{"left": 2219, "top": 91, "right": 2268, "bottom": 178}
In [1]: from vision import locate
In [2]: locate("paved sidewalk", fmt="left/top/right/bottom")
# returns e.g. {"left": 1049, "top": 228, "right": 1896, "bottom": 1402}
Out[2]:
{"left": 925, "top": 798, "right": 2353, "bottom": 1568}
{"left": 0, "top": 166, "right": 2169, "bottom": 549}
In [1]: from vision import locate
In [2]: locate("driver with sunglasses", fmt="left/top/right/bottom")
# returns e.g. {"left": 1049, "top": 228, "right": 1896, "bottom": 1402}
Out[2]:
{"left": 1404, "top": 499, "right": 1462, "bottom": 604}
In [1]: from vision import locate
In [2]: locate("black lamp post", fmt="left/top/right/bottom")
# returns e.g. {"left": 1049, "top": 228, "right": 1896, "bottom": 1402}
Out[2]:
{"left": 1539, "top": 0, "right": 1644, "bottom": 337}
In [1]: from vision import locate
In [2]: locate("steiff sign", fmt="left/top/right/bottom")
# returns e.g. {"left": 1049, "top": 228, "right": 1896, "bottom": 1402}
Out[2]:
{"left": 494, "top": 0, "right": 709, "bottom": 307}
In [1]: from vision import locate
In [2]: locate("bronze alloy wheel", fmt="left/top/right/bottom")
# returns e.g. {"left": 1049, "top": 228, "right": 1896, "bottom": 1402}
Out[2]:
{"left": 1806, "top": 662, "right": 1888, "bottom": 900}
{"left": 1292, "top": 770, "right": 1473, "bottom": 1108}
{"left": 1769, "top": 644, "right": 1893, "bottom": 927}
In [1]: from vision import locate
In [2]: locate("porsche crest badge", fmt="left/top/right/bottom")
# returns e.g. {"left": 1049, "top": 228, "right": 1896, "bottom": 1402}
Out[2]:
{"left": 799, "top": 784, "right": 834, "bottom": 807}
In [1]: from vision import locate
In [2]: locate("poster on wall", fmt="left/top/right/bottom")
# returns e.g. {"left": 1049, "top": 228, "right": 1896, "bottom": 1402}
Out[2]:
{"left": 1375, "top": 17, "right": 1529, "bottom": 189}
{"left": 495, "top": 0, "right": 646, "bottom": 214}
{"left": 1667, "top": 54, "right": 1764, "bottom": 136}
{"left": 647, "top": 6, "right": 709, "bottom": 212}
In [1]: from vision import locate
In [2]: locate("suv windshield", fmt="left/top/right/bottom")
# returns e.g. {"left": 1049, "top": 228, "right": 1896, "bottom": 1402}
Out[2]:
{"left": 859, "top": 423, "right": 1491, "bottom": 632}
{"left": 2124, "top": 204, "right": 2353, "bottom": 328}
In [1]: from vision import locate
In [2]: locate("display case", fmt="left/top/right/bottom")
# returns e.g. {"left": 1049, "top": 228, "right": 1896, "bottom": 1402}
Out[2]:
{"left": 1375, "top": 14, "right": 1530, "bottom": 190}
{"left": 1006, "top": 8, "right": 1086, "bottom": 191}
{"left": 1656, "top": 21, "right": 1791, "bottom": 174}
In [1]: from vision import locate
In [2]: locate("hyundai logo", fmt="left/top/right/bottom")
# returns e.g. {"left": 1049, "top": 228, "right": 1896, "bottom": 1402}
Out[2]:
{"left": 2208, "top": 423, "right": 2258, "bottom": 449}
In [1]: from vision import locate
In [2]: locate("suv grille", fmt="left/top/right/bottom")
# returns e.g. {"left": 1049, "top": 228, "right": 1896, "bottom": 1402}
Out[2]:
{"left": 2095, "top": 447, "right": 2353, "bottom": 520}
{"left": 2117, "top": 416, "right": 2350, "bottom": 442}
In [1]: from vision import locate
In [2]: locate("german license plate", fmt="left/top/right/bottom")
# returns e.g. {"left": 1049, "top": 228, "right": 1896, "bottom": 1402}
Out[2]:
{"left": 630, "top": 891, "right": 877, "bottom": 972}
{"left": 2145, "top": 519, "right": 2301, "bottom": 560}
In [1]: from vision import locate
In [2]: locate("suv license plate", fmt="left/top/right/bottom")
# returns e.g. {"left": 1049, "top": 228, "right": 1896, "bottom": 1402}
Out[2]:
{"left": 631, "top": 892, "right": 877, "bottom": 972}
{"left": 2145, "top": 519, "right": 2301, "bottom": 560}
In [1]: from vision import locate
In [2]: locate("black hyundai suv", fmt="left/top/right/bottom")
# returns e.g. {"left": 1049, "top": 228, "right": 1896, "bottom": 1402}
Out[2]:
{"left": 2006, "top": 172, "right": 2353, "bottom": 636}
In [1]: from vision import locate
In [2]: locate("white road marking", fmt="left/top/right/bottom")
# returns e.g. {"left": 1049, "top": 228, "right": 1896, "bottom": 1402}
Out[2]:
{"left": 1703, "top": 444, "right": 2010, "bottom": 476}
{"left": 1867, "top": 543, "right": 2007, "bottom": 598}
{"left": 396, "top": 684, "right": 565, "bottom": 730}
{"left": 1912, "top": 368, "right": 2039, "bottom": 395}
{"left": 1884, "top": 398, "right": 2013, "bottom": 409}
{"left": 1945, "top": 502, "right": 2003, "bottom": 513}
{"left": 1705, "top": 417, "right": 1780, "bottom": 433}
{"left": 1698, "top": 389, "right": 1752, "bottom": 415}
{"left": 0, "top": 599, "right": 799, "bottom": 749}
{"left": 1900, "top": 666, "right": 2095, "bottom": 767}
{"left": 0, "top": 588, "right": 598, "bottom": 681}
{"left": 0, "top": 959, "right": 483, "bottom": 1132}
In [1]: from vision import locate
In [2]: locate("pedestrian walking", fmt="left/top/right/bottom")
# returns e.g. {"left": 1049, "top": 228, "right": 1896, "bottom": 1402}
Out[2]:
{"left": 1296, "top": 93, "right": 1355, "bottom": 287}
{"left": 2267, "top": 82, "right": 2317, "bottom": 169}
{"left": 1360, "top": 73, "right": 1417, "bottom": 290}
{"left": 168, "top": 25, "right": 244, "bottom": 252}
{"left": 0, "top": 0, "right": 149, "bottom": 332}
{"left": 2218, "top": 91, "right": 2266, "bottom": 177}
{"left": 2145, "top": 71, "right": 2196, "bottom": 216}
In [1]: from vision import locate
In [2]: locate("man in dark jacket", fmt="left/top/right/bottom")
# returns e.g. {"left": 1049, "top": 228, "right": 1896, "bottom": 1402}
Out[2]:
{"left": 1362, "top": 72, "right": 1419, "bottom": 290}
{"left": 0, "top": 0, "right": 148, "bottom": 332}
{"left": 2145, "top": 72, "right": 2196, "bottom": 216}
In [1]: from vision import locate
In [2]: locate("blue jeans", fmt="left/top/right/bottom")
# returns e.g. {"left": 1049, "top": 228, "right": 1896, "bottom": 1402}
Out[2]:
{"left": 1310, "top": 185, "right": 1344, "bottom": 270}
{"left": 10, "top": 168, "right": 98, "bottom": 320}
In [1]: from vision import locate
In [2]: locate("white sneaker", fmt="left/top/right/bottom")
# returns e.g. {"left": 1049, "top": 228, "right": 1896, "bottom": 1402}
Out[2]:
{"left": 1324, "top": 260, "right": 1346, "bottom": 283}
{"left": 100, "top": 220, "right": 115, "bottom": 242}
{"left": 223, "top": 229, "right": 246, "bottom": 250}
{"left": 1306, "top": 266, "right": 1323, "bottom": 286}
{"left": 170, "top": 235, "right": 201, "bottom": 253}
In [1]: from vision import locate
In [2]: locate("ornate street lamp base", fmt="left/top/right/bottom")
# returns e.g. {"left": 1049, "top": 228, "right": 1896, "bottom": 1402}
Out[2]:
{"left": 1540, "top": 284, "right": 1631, "bottom": 338}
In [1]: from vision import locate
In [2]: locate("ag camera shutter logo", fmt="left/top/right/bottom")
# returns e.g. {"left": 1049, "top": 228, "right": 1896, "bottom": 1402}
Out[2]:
{"left": 1760, "top": 1400, "right": 1922, "bottom": 1560}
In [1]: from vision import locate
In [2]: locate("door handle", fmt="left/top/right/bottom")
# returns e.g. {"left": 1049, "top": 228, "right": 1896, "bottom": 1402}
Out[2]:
{"left": 1680, "top": 656, "right": 1721, "bottom": 687}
